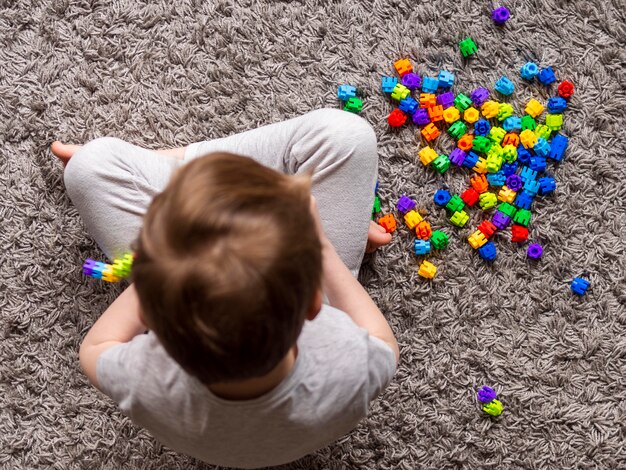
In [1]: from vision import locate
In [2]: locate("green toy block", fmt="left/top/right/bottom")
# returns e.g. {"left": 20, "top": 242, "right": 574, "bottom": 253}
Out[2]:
{"left": 501, "top": 145, "right": 517, "bottom": 163}
{"left": 488, "top": 126, "right": 506, "bottom": 144}
{"left": 513, "top": 208, "right": 531, "bottom": 226}
{"left": 459, "top": 37, "right": 477, "bottom": 57}
{"left": 482, "top": 399, "right": 503, "bottom": 416}
{"left": 535, "top": 124, "right": 552, "bottom": 140}
{"left": 372, "top": 196, "right": 381, "bottom": 213}
{"left": 343, "top": 97, "right": 363, "bottom": 113}
{"left": 479, "top": 192, "right": 498, "bottom": 210}
{"left": 445, "top": 194, "right": 465, "bottom": 213}
{"left": 450, "top": 210, "right": 469, "bottom": 227}
{"left": 430, "top": 230, "right": 449, "bottom": 250}
{"left": 545, "top": 113, "right": 563, "bottom": 131}
{"left": 485, "top": 154, "right": 503, "bottom": 173}
{"left": 454, "top": 93, "right": 473, "bottom": 111}
{"left": 521, "top": 115, "right": 537, "bottom": 131}
{"left": 498, "top": 202, "right": 517, "bottom": 218}
{"left": 448, "top": 121, "right": 467, "bottom": 140}
{"left": 497, "top": 103, "right": 514, "bottom": 121}
{"left": 432, "top": 154, "right": 450, "bottom": 174}
{"left": 473, "top": 136, "right": 492, "bottom": 153}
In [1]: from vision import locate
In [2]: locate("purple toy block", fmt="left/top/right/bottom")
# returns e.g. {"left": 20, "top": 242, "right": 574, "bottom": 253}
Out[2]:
{"left": 449, "top": 147, "right": 467, "bottom": 166}
{"left": 83, "top": 259, "right": 97, "bottom": 276}
{"left": 505, "top": 174, "right": 523, "bottom": 192}
{"left": 492, "top": 7, "right": 510, "bottom": 25}
{"left": 437, "top": 91, "right": 455, "bottom": 109}
{"left": 412, "top": 108, "right": 431, "bottom": 126}
{"left": 401, "top": 72, "right": 422, "bottom": 90}
{"left": 471, "top": 87, "right": 490, "bottom": 106}
{"left": 492, "top": 211, "right": 511, "bottom": 229}
{"left": 527, "top": 243, "right": 543, "bottom": 259}
{"left": 397, "top": 195, "right": 417, "bottom": 213}
{"left": 477, "top": 386, "right": 498, "bottom": 403}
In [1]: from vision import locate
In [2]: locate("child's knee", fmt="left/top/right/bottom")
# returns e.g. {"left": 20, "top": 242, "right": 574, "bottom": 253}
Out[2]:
{"left": 63, "top": 137, "right": 127, "bottom": 202}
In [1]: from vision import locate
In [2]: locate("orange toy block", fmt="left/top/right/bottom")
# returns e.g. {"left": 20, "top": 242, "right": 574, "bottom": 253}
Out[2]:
{"left": 377, "top": 214, "right": 397, "bottom": 233}
{"left": 394, "top": 58, "right": 413, "bottom": 77}
{"left": 428, "top": 105, "right": 444, "bottom": 122}
{"left": 415, "top": 220, "right": 432, "bottom": 240}
{"left": 419, "top": 93, "right": 437, "bottom": 108}
{"left": 421, "top": 123, "right": 441, "bottom": 141}
{"left": 470, "top": 173, "right": 489, "bottom": 193}
{"left": 458, "top": 133, "right": 474, "bottom": 151}
{"left": 502, "top": 132, "right": 520, "bottom": 147}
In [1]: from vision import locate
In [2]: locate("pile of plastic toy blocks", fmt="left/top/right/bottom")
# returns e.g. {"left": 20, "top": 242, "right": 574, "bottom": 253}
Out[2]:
{"left": 83, "top": 253, "right": 134, "bottom": 283}
{"left": 376, "top": 57, "right": 574, "bottom": 278}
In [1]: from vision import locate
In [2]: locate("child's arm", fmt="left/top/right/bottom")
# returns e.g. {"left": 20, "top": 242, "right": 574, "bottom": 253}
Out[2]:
{"left": 79, "top": 284, "right": 147, "bottom": 390}
{"left": 310, "top": 197, "right": 400, "bottom": 362}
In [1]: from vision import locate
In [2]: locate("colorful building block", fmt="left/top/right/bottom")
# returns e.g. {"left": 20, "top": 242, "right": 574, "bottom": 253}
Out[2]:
{"left": 477, "top": 386, "right": 498, "bottom": 403}
{"left": 558, "top": 80, "right": 574, "bottom": 98}
{"left": 397, "top": 195, "right": 417, "bottom": 213}
{"left": 438, "top": 70, "right": 455, "bottom": 89}
{"left": 486, "top": 171, "right": 506, "bottom": 186}
{"left": 539, "top": 176, "right": 556, "bottom": 195}
{"left": 533, "top": 137, "right": 551, "bottom": 157}
{"left": 421, "top": 123, "right": 441, "bottom": 141}
{"left": 470, "top": 173, "right": 489, "bottom": 193}
{"left": 488, "top": 126, "right": 506, "bottom": 144}
{"left": 523, "top": 179, "right": 541, "bottom": 195}
{"left": 547, "top": 97, "right": 567, "bottom": 114}
{"left": 381, "top": 76, "right": 398, "bottom": 93}
{"left": 477, "top": 220, "right": 497, "bottom": 238}
{"left": 527, "top": 243, "right": 543, "bottom": 259}
{"left": 450, "top": 210, "right": 470, "bottom": 227}
{"left": 474, "top": 119, "right": 491, "bottom": 136}
{"left": 343, "top": 97, "right": 362, "bottom": 113}
{"left": 337, "top": 85, "right": 357, "bottom": 101}
{"left": 461, "top": 187, "right": 480, "bottom": 206}
{"left": 437, "top": 91, "right": 456, "bottom": 109}
{"left": 391, "top": 83, "right": 411, "bottom": 101}
{"left": 498, "top": 186, "right": 516, "bottom": 204}
{"left": 430, "top": 230, "right": 449, "bottom": 250}
{"left": 501, "top": 161, "right": 518, "bottom": 176}
{"left": 478, "top": 241, "right": 497, "bottom": 261}
{"left": 399, "top": 97, "right": 419, "bottom": 114}
{"left": 464, "top": 107, "right": 480, "bottom": 124}
{"left": 511, "top": 225, "right": 529, "bottom": 243}
{"left": 448, "top": 121, "right": 467, "bottom": 139}
{"left": 520, "top": 62, "right": 539, "bottom": 80}
{"left": 516, "top": 146, "right": 531, "bottom": 164}
{"left": 446, "top": 194, "right": 465, "bottom": 212}
{"left": 449, "top": 147, "right": 467, "bottom": 166}
{"left": 535, "top": 124, "right": 551, "bottom": 140}
{"left": 458, "top": 134, "right": 474, "bottom": 151}
{"left": 571, "top": 277, "right": 590, "bottom": 295}
{"left": 428, "top": 105, "right": 444, "bottom": 122}
{"left": 513, "top": 208, "right": 531, "bottom": 226}
{"left": 443, "top": 107, "right": 461, "bottom": 127}
{"left": 404, "top": 210, "right": 423, "bottom": 230}
{"left": 419, "top": 93, "right": 437, "bottom": 108}
{"left": 492, "top": 211, "right": 511, "bottom": 229}
{"left": 412, "top": 108, "right": 431, "bottom": 126}
{"left": 387, "top": 108, "right": 407, "bottom": 127}
{"left": 454, "top": 93, "right": 473, "bottom": 111}
{"left": 422, "top": 76, "right": 439, "bottom": 93}
{"left": 433, "top": 189, "right": 452, "bottom": 206}
{"left": 479, "top": 192, "right": 498, "bottom": 210}
{"left": 538, "top": 66, "right": 556, "bottom": 85}
{"left": 546, "top": 113, "right": 563, "bottom": 131}
{"left": 431, "top": 153, "right": 450, "bottom": 173}
{"left": 514, "top": 191, "right": 534, "bottom": 210}
{"left": 401, "top": 72, "right": 422, "bottom": 90}
{"left": 462, "top": 151, "right": 480, "bottom": 169}
{"left": 472, "top": 135, "right": 492, "bottom": 153}
{"left": 529, "top": 156, "right": 547, "bottom": 173}
{"left": 494, "top": 76, "right": 515, "bottom": 95}
{"left": 459, "top": 37, "right": 477, "bottom": 57}
{"left": 497, "top": 103, "right": 514, "bottom": 121}
{"left": 378, "top": 214, "right": 397, "bottom": 233}
{"left": 505, "top": 174, "right": 523, "bottom": 191}
{"left": 394, "top": 58, "right": 413, "bottom": 77}
{"left": 415, "top": 220, "right": 432, "bottom": 240}
{"left": 503, "top": 116, "right": 522, "bottom": 132}
{"left": 549, "top": 133, "right": 569, "bottom": 161}
{"left": 418, "top": 260, "right": 437, "bottom": 279}
{"left": 468, "top": 230, "right": 488, "bottom": 249}
{"left": 492, "top": 6, "right": 510, "bottom": 25}
{"left": 413, "top": 239, "right": 431, "bottom": 255}
{"left": 521, "top": 115, "right": 537, "bottom": 131}
{"left": 525, "top": 98, "right": 544, "bottom": 118}
{"left": 483, "top": 399, "right": 503, "bottom": 416}
{"left": 498, "top": 202, "right": 517, "bottom": 218}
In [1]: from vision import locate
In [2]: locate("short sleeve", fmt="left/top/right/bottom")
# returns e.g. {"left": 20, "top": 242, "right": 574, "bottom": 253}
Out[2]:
{"left": 365, "top": 335, "right": 397, "bottom": 399}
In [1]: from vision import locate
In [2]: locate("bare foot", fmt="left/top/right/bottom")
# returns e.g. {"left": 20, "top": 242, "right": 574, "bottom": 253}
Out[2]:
{"left": 50, "top": 141, "right": 82, "bottom": 166}
{"left": 366, "top": 220, "right": 392, "bottom": 253}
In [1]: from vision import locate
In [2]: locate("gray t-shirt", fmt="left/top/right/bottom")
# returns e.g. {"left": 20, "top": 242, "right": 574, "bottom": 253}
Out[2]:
{"left": 97, "top": 304, "right": 397, "bottom": 469}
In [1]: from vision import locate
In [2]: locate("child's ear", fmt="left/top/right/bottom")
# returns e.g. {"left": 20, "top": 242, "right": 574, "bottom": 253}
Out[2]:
{"left": 306, "top": 288, "right": 323, "bottom": 321}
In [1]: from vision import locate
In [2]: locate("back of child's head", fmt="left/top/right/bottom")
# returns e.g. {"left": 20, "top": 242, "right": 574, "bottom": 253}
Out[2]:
{"left": 133, "top": 153, "right": 322, "bottom": 384}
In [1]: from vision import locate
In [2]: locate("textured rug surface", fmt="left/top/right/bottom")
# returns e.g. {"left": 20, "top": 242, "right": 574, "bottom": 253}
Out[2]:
{"left": 1, "top": 0, "right": 626, "bottom": 468}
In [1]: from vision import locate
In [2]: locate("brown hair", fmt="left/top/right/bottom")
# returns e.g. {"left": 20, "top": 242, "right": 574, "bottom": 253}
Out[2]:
{"left": 132, "top": 153, "right": 322, "bottom": 384}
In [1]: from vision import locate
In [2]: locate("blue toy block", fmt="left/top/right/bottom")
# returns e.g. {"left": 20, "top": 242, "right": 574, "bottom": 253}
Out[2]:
{"left": 503, "top": 116, "right": 522, "bottom": 132}
{"left": 534, "top": 138, "right": 551, "bottom": 157}
{"left": 523, "top": 179, "right": 541, "bottom": 196}
{"left": 422, "top": 76, "right": 439, "bottom": 93}
{"left": 514, "top": 191, "right": 534, "bottom": 210}
{"left": 501, "top": 161, "right": 518, "bottom": 177}
{"left": 494, "top": 76, "right": 515, "bottom": 95}
{"left": 516, "top": 146, "right": 532, "bottom": 165}
{"left": 478, "top": 241, "right": 497, "bottom": 261}
{"left": 438, "top": 70, "right": 455, "bottom": 89}
{"left": 519, "top": 166, "right": 538, "bottom": 183}
{"left": 487, "top": 171, "right": 506, "bottom": 186}
{"left": 433, "top": 189, "right": 452, "bottom": 206}
{"left": 462, "top": 151, "right": 480, "bottom": 169}
{"left": 399, "top": 97, "right": 419, "bottom": 115}
{"left": 337, "top": 84, "right": 357, "bottom": 101}
{"left": 474, "top": 119, "right": 491, "bottom": 136}
{"left": 375, "top": 180, "right": 379, "bottom": 194}
{"left": 539, "top": 176, "right": 556, "bottom": 195}
{"left": 414, "top": 239, "right": 431, "bottom": 256}
{"left": 548, "top": 97, "right": 568, "bottom": 114}
{"left": 381, "top": 76, "right": 398, "bottom": 93}
{"left": 571, "top": 277, "right": 590, "bottom": 296}
{"left": 529, "top": 156, "right": 547, "bottom": 173}
{"left": 520, "top": 62, "right": 539, "bottom": 80}
{"left": 538, "top": 66, "right": 556, "bottom": 85}
{"left": 91, "top": 261, "right": 106, "bottom": 279}
{"left": 549, "top": 133, "right": 569, "bottom": 161}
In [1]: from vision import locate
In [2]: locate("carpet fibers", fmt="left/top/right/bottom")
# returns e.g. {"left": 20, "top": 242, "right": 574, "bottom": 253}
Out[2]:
{"left": 1, "top": 0, "right": 626, "bottom": 468}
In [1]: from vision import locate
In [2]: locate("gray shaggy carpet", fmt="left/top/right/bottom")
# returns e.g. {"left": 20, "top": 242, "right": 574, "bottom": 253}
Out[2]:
{"left": 1, "top": 0, "right": 625, "bottom": 468}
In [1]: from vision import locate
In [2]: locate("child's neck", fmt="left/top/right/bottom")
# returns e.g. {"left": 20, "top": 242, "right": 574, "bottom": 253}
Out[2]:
{"left": 208, "top": 346, "right": 297, "bottom": 400}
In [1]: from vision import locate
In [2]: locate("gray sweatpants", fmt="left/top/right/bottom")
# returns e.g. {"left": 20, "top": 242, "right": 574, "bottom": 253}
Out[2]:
{"left": 64, "top": 108, "right": 379, "bottom": 274}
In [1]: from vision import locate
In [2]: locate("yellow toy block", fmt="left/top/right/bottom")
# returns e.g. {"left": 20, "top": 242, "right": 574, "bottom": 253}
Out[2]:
{"left": 498, "top": 186, "right": 517, "bottom": 203}
{"left": 481, "top": 100, "right": 500, "bottom": 119}
{"left": 473, "top": 157, "right": 487, "bottom": 174}
{"left": 450, "top": 210, "right": 469, "bottom": 227}
{"left": 525, "top": 98, "right": 544, "bottom": 118}
{"left": 468, "top": 230, "right": 488, "bottom": 249}
{"left": 488, "top": 127, "right": 506, "bottom": 144}
{"left": 102, "top": 265, "right": 121, "bottom": 283}
{"left": 404, "top": 210, "right": 423, "bottom": 230}
{"left": 520, "top": 129, "right": 537, "bottom": 149}
{"left": 443, "top": 106, "right": 460, "bottom": 124}
{"left": 418, "top": 260, "right": 437, "bottom": 279}
{"left": 418, "top": 146, "right": 438, "bottom": 166}
{"left": 464, "top": 107, "right": 480, "bottom": 123}
{"left": 479, "top": 192, "right": 498, "bottom": 210}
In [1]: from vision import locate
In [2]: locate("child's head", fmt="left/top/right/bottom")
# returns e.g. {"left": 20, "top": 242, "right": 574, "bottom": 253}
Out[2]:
{"left": 133, "top": 153, "right": 322, "bottom": 384}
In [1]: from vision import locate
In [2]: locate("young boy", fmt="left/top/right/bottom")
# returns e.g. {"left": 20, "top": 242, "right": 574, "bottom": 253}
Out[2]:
{"left": 53, "top": 108, "right": 399, "bottom": 468}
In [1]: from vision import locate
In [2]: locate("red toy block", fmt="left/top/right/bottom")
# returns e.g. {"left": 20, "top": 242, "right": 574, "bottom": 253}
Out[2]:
{"left": 502, "top": 132, "right": 520, "bottom": 147}
{"left": 378, "top": 214, "right": 397, "bottom": 233}
{"left": 421, "top": 123, "right": 441, "bottom": 141}
{"left": 461, "top": 187, "right": 480, "bottom": 206}
{"left": 470, "top": 173, "right": 489, "bottom": 193}
{"left": 511, "top": 224, "right": 529, "bottom": 242}
{"left": 557, "top": 80, "right": 574, "bottom": 99}
{"left": 458, "top": 133, "right": 474, "bottom": 151}
{"left": 394, "top": 58, "right": 413, "bottom": 77}
{"left": 428, "top": 105, "right": 444, "bottom": 122}
{"left": 477, "top": 220, "right": 497, "bottom": 238}
{"left": 388, "top": 108, "right": 407, "bottom": 127}
{"left": 415, "top": 220, "right": 432, "bottom": 240}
